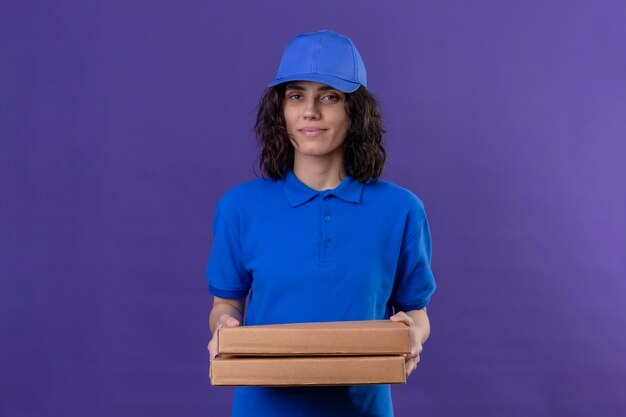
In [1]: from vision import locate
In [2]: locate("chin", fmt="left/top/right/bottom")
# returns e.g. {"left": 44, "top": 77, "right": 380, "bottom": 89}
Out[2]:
{"left": 295, "top": 146, "right": 336, "bottom": 156}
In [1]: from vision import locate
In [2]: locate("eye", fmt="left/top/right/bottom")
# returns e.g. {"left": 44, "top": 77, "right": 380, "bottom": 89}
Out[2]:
{"left": 287, "top": 93, "right": 302, "bottom": 101}
{"left": 322, "top": 94, "right": 340, "bottom": 102}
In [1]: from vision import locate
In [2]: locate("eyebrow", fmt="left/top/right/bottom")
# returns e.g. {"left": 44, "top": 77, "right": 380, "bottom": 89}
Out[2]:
{"left": 284, "top": 83, "right": 337, "bottom": 92}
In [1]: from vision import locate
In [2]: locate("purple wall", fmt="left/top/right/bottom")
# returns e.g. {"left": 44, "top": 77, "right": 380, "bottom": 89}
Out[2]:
{"left": 2, "top": 1, "right": 625, "bottom": 416}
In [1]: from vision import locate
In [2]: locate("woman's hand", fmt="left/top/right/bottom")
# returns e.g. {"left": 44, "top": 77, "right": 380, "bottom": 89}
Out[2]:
{"left": 208, "top": 313, "right": 240, "bottom": 360}
{"left": 390, "top": 311, "right": 426, "bottom": 378}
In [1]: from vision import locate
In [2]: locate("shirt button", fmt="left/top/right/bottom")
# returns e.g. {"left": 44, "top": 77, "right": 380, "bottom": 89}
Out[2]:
{"left": 324, "top": 239, "right": 332, "bottom": 247}
{"left": 323, "top": 195, "right": 330, "bottom": 201}
{"left": 324, "top": 215, "right": 331, "bottom": 222}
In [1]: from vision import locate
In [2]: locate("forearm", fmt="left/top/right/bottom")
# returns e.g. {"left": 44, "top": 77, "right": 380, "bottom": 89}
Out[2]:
{"left": 208, "top": 297, "right": 245, "bottom": 333}
{"left": 406, "top": 308, "right": 430, "bottom": 344}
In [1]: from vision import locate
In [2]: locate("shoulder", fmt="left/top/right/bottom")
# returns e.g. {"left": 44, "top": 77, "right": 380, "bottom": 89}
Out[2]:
{"left": 363, "top": 178, "right": 425, "bottom": 214}
{"left": 215, "top": 176, "right": 280, "bottom": 212}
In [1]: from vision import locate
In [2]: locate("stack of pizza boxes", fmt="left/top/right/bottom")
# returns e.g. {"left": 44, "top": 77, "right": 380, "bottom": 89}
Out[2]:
{"left": 210, "top": 320, "right": 409, "bottom": 386}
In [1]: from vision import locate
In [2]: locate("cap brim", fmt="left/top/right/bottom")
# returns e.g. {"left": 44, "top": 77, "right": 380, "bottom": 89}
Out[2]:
{"left": 268, "top": 73, "right": 362, "bottom": 93}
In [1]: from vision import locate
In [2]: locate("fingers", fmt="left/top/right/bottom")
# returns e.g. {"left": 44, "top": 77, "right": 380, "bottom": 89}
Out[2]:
{"left": 404, "top": 348, "right": 421, "bottom": 360}
{"left": 404, "top": 345, "right": 422, "bottom": 378}
{"left": 392, "top": 311, "right": 422, "bottom": 378}
{"left": 407, "top": 360, "right": 418, "bottom": 377}
{"left": 405, "top": 356, "right": 420, "bottom": 378}
{"left": 410, "top": 343, "right": 423, "bottom": 358}
{"left": 208, "top": 339, "right": 218, "bottom": 360}
{"left": 210, "top": 314, "right": 241, "bottom": 361}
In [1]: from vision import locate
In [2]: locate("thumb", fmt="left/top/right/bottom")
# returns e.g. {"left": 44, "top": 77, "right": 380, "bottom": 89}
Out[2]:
{"left": 221, "top": 314, "right": 239, "bottom": 327}
{"left": 389, "top": 311, "right": 407, "bottom": 321}
{"left": 226, "top": 317, "right": 240, "bottom": 327}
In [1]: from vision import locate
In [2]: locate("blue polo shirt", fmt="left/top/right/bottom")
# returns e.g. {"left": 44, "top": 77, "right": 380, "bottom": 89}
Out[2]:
{"left": 206, "top": 168, "right": 436, "bottom": 417}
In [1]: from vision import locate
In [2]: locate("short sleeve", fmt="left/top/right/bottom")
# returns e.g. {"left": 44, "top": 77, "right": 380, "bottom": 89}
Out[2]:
{"left": 205, "top": 197, "right": 252, "bottom": 299}
{"left": 391, "top": 201, "right": 436, "bottom": 312}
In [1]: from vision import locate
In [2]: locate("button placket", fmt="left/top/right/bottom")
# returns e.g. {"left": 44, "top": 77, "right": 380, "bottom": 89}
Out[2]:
{"left": 320, "top": 193, "right": 333, "bottom": 263}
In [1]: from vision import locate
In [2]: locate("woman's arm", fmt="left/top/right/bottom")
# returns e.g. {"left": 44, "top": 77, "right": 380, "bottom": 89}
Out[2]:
{"left": 390, "top": 308, "right": 430, "bottom": 378}
{"left": 207, "top": 296, "right": 246, "bottom": 359}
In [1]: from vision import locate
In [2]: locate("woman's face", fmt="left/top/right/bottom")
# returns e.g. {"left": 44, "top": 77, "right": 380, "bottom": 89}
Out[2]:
{"left": 283, "top": 81, "right": 349, "bottom": 161}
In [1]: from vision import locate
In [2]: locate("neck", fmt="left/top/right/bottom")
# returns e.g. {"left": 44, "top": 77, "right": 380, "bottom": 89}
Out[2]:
{"left": 292, "top": 154, "right": 346, "bottom": 191}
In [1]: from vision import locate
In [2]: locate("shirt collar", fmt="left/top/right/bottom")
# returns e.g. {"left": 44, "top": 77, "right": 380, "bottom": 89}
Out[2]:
{"left": 281, "top": 168, "right": 365, "bottom": 207}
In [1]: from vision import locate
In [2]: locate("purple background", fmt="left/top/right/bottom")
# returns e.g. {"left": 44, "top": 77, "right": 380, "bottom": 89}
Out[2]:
{"left": 2, "top": 1, "right": 625, "bottom": 416}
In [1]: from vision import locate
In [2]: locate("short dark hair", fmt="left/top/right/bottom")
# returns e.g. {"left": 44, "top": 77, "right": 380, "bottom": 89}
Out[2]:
{"left": 254, "top": 84, "right": 386, "bottom": 183}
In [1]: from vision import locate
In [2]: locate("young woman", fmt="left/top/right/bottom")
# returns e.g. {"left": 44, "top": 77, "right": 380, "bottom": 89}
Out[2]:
{"left": 206, "top": 30, "right": 436, "bottom": 417}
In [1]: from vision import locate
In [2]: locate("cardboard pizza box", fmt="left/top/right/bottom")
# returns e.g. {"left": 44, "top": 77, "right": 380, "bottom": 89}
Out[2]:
{"left": 217, "top": 320, "right": 410, "bottom": 356}
{"left": 210, "top": 355, "right": 406, "bottom": 386}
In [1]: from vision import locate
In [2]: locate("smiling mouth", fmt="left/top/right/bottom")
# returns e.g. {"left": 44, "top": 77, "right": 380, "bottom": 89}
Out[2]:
{"left": 299, "top": 128, "right": 327, "bottom": 137}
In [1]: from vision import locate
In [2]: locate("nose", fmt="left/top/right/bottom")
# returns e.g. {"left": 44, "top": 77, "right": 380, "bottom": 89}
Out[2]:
{"left": 303, "top": 98, "right": 321, "bottom": 120}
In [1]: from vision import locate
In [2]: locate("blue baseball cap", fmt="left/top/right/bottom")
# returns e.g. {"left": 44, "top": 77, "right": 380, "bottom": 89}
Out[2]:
{"left": 268, "top": 30, "right": 367, "bottom": 93}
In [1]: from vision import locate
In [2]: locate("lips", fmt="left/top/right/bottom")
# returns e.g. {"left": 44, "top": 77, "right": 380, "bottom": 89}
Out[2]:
{"left": 298, "top": 127, "right": 327, "bottom": 137}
